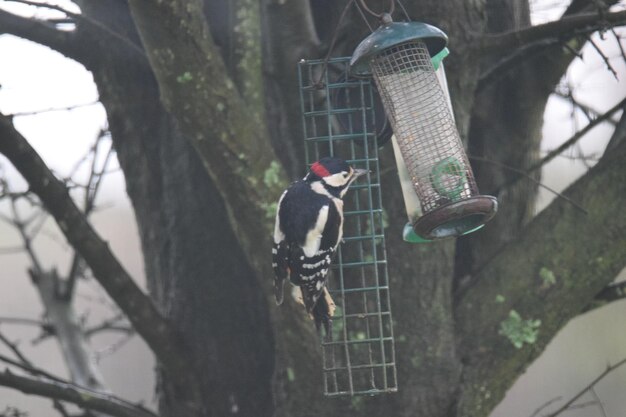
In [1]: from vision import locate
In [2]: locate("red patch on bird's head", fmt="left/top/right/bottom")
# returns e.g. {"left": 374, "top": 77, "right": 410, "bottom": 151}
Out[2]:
{"left": 311, "top": 161, "right": 330, "bottom": 178}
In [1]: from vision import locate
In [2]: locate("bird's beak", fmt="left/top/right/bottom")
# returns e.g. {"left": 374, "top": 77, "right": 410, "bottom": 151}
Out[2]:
{"left": 353, "top": 168, "right": 369, "bottom": 179}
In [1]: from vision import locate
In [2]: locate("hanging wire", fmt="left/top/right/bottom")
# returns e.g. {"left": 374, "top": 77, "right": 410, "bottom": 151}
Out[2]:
{"left": 313, "top": 0, "right": 406, "bottom": 88}
{"left": 394, "top": 0, "right": 411, "bottom": 21}
{"left": 312, "top": 0, "right": 358, "bottom": 88}
{"left": 357, "top": 0, "right": 395, "bottom": 18}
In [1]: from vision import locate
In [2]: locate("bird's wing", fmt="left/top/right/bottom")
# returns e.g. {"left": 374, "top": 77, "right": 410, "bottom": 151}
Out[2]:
{"left": 296, "top": 202, "right": 340, "bottom": 311}
{"left": 273, "top": 191, "right": 289, "bottom": 305}
{"left": 272, "top": 240, "right": 289, "bottom": 305}
{"left": 300, "top": 205, "right": 329, "bottom": 258}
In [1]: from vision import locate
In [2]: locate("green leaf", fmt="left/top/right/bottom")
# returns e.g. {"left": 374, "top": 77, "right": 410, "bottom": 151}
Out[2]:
{"left": 176, "top": 71, "right": 193, "bottom": 84}
{"left": 539, "top": 267, "right": 556, "bottom": 286}
{"left": 499, "top": 310, "right": 541, "bottom": 349}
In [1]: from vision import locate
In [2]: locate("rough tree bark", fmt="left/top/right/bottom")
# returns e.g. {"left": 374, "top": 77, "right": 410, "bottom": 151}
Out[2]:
{"left": 0, "top": 1, "right": 624, "bottom": 417}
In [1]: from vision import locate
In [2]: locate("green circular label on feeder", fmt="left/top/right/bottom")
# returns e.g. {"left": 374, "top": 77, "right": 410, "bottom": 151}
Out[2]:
{"left": 430, "top": 157, "right": 467, "bottom": 201}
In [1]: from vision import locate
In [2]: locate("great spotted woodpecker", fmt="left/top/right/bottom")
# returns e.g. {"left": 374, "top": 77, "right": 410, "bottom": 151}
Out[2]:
{"left": 272, "top": 157, "right": 368, "bottom": 338}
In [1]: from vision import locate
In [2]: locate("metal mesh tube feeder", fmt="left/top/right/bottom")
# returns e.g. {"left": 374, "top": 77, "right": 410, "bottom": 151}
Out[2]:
{"left": 350, "top": 15, "right": 497, "bottom": 240}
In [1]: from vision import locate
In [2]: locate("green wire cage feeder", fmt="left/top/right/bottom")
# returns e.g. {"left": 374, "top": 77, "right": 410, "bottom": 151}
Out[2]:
{"left": 351, "top": 15, "right": 498, "bottom": 240}
{"left": 299, "top": 57, "right": 397, "bottom": 397}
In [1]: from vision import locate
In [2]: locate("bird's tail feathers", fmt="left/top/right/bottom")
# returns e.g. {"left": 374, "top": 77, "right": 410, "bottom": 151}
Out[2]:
{"left": 274, "top": 277, "right": 285, "bottom": 305}
{"left": 312, "top": 292, "right": 334, "bottom": 342}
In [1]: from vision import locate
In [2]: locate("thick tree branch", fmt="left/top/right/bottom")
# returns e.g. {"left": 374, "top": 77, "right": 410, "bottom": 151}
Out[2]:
{"left": 127, "top": 0, "right": 286, "bottom": 274}
{"left": 0, "top": 369, "right": 158, "bottom": 417}
{"left": 0, "top": 8, "right": 82, "bottom": 61}
{"left": 456, "top": 138, "right": 626, "bottom": 417}
{"left": 29, "top": 269, "right": 108, "bottom": 391}
{"left": 583, "top": 280, "right": 626, "bottom": 313}
{"left": 0, "top": 115, "right": 203, "bottom": 412}
{"left": 479, "top": 10, "right": 626, "bottom": 53}
{"left": 1, "top": 0, "right": 146, "bottom": 58}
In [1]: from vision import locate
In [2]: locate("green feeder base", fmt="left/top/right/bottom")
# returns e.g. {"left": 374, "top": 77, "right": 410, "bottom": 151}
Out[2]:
{"left": 412, "top": 196, "right": 498, "bottom": 240}
{"left": 402, "top": 222, "right": 486, "bottom": 243}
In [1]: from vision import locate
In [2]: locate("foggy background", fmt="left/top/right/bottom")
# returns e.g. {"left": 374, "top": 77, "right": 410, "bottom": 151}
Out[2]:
{"left": 0, "top": 1, "right": 625, "bottom": 416}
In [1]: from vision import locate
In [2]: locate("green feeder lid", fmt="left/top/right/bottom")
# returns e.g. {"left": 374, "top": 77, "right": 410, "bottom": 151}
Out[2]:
{"left": 431, "top": 47, "right": 449, "bottom": 71}
{"left": 350, "top": 21, "right": 448, "bottom": 77}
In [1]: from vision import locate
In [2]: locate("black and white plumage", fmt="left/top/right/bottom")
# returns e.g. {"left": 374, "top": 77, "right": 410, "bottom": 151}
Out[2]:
{"left": 272, "top": 157, "right": 367, "bottom": 338}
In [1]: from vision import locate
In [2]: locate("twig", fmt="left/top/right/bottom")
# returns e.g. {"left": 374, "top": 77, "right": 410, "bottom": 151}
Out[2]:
{"left": 0, "top": 317, "right": 44, "bottom": 327}
{"left": 469, "top": 155, "right": 588, "bottom": 214}
{"left": 7, "top": 100, "right": 100, "bottom": 118}
{"left": 587, "top": 35, "right": 618, "bottom": 79}
{"left": 0, "top": 352, "right": 66, "bottom": 383}
{"left": 0, "top": 369, "right": 159, "bottom": 417}
{"left": 0, "top": 330, "right": 32, "bottom": 366}
{"left": 84, "top": 314, "right": 132, "bottom": 337}
{"left": 497, "top": 96, "right": 626, "bottom": 194}
{"left": 528, "top": 97, "right": 626, "bottom": 173}
{"left": 9, "top": 193, "right": 43, "bottom": 274}
{"left": 53, "top": 400, "right": 72, "bottom": 417}
{"left": 64, "top": 133, "right": 114, "bottom": 300}
{"left": 530, "top": 396, "right": 562, "bottom": 417}
{"left": 590, "top": 387, "right": 607, "bottom": 417}
{"left": 561, "top": 400, "right": 599, "bottom": 411}
{"left": 611, "top": 27, "right": 626, "bottom": 63}
{"left": 545, "top": 357, "right": 626, "bottom": 417}
{"left": 479, "top": 9, "right": 626, "bottom": 53}
{"left": 553, "top": 90, "right": 619, "bottom": 125}
{"left": 94, "top": 332, "right": 135, "bottom": 363}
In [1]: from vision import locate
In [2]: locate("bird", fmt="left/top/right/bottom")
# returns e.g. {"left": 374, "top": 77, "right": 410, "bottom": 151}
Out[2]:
{"left": 272, "top": 157, "right": 368, "bottom": 339}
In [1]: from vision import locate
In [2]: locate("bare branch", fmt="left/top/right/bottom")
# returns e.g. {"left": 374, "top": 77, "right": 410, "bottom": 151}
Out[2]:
{"left": 64, "top": 133, "right": 114, "bottom": 301}
{"left": 529, "top": 396, "right": 562, "bottom": 417}
{"left": 7, "top": 101, "right": 100, "bottom": 118}
{"left": 554, "top": 90, "right": 619, "bottom": 126}
{"left": 0, "top": 7, "right": 80, "bottom": 61}
{"left": 0, "top": 317, "right": 45, "bottom": 328}
{"left": 0, "top": 114, "right": 203, "bottom": 411}
{"left": 0, "top": 369, "right": 159, "bottom": 417}
{"left": 590, "top": 387, "right": 608, "bottom": 417}
{"left": 529, "top": 97, "right": 626, "bottom": 172}
{"left": 8, "top": 189, "right": 44, "bottom": 274}
{"left": 2, "top": 0, "right": 146, "bottom": 58}
{"left": 587, "top": 35, "right": 618, "bottom": 79}
{"left": 0, "top": 352, "right": 66, "bottom": 383}
{"left": 546, "top": 358, "right": 626, "bottom": 417}
{"left": 468, "top": 155, "right": 588, "bottom": 214}
{"left": 611, "top": 27, "right": 626, "bottom": 63}
{"left": 0, "top": 331, "right": 32, "bottom": 366}
{"left": 496, "top": 96, "right": 626, "bottom": 194}
{"left": 53, "top": 401, "right": 72, "bottom": 417}
{"left": 480, "top": 10, "right": 626, "bottom": 54}
{"left": 84, "top": 314, "right": 133, "bottom": 338}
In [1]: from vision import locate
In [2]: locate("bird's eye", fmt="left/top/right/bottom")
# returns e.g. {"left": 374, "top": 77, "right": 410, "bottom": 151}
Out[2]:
{"left": 343, "top": 172, "right": 349, "bottom": 178}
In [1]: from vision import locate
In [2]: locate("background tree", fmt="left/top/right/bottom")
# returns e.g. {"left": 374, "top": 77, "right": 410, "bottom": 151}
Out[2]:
{"left": 0, "top": 1, "right": 625, "bottom": 417}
